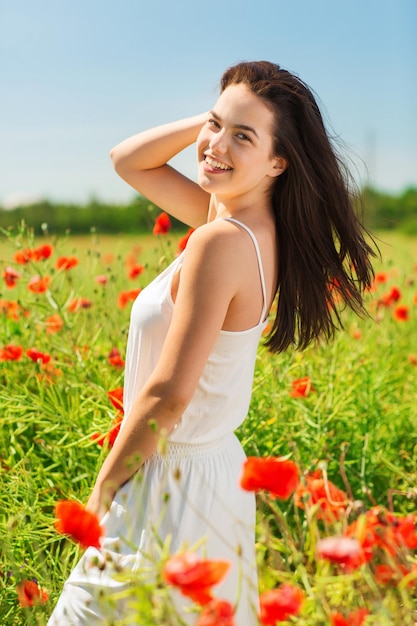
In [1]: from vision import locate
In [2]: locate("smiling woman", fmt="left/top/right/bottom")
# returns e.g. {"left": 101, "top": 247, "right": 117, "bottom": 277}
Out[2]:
{"left": 47, "top": 61, "right": 376, "bottom": 625}
{"left": 197, "top": 84, "right": 287, "bottom": 206}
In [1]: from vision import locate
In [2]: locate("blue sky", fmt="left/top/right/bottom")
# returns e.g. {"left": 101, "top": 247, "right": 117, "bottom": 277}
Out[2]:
{"left": 2, "top": 0, "right": 416, "bottom": 207}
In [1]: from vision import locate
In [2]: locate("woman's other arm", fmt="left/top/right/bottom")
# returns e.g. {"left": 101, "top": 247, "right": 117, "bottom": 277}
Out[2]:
{"left": 110, "top": 114, "right": 210, "bottom": 228}
{"left": 86, "top": 222, "right": 241, "bottom": 519}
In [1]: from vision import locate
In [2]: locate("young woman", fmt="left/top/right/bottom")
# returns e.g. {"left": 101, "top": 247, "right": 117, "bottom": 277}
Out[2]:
{"left": 48, "top": 61, "right": 375, "bottom": 624}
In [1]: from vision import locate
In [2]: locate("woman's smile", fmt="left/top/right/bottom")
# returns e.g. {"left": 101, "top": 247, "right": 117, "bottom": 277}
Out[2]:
{"left": 204, "top": 155, "right": 233, "bottom": 172}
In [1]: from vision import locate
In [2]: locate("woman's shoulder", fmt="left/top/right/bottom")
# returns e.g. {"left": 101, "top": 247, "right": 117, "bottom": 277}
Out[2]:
{"left": 188, "top": 218, "right": 248, "bottom": 248}
{"left": 182, "top": 218, "right": 249, "bottom": 270}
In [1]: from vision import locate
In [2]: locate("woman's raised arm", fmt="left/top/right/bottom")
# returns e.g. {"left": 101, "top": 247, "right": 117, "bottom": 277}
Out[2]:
{"left": 110, "top": 114, "right": 210, "bottom": 228}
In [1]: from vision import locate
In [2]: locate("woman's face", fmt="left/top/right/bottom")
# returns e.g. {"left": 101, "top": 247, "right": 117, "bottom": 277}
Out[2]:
{"left": 197, "top": 83, "right": 285, "bottom": 202}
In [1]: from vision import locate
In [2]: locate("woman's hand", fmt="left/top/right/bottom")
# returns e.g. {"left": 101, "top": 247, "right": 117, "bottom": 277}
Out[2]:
{"left": 85, "top": 480, "right": 117, "bottom": 522}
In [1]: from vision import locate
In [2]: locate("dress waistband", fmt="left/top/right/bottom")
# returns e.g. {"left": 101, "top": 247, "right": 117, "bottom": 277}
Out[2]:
{"left": 151, "top": 433, "right": 237, "bottom": 461}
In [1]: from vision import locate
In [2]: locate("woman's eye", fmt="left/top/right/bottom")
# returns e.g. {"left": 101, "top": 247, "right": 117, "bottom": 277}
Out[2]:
{"left": 208, "top": 118, "right": 220, "bottom": 129}
{"left": 236, "top": 133, "right": 250, "bottom": 141}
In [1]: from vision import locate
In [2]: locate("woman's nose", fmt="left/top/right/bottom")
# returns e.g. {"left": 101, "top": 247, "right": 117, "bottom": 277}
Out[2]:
{"left": 209, "top": 129, "right": 227, "bottom": 153}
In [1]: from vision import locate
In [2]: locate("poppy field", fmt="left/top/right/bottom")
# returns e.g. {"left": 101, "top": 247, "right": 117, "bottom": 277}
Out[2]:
{"left": 1, "top": 218, "right": 417, "bottom": 625}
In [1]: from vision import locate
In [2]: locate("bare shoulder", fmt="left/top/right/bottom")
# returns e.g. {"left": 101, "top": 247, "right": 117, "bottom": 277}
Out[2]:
{"left": 174, "top": 220, "right": 251, "bottom": 299}
{"left": 184, "top": 219, "right": 250, "bottom": 264}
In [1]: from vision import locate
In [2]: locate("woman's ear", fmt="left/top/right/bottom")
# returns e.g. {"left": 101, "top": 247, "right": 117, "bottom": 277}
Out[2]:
{"left": 269, "top": 156, "right": 288, "bottom": 178}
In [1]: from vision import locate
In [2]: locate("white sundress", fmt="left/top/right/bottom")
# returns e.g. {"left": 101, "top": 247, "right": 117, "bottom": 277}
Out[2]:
{"left": 47, "top": 217, "right": 268, "bottom": 626}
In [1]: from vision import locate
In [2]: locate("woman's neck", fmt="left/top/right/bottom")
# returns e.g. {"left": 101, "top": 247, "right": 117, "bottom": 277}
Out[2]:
{"left": 207, "top": 194, "right": 274, "bottom": 224}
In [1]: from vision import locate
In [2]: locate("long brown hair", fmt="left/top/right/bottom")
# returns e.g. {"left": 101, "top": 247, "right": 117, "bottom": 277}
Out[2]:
{"left": 221, "top": 61, "right": 376, "bottom": 352}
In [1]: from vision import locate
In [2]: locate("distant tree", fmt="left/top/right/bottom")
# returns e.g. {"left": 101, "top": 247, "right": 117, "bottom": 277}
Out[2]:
{"left": 0, "top": 196, "right": 184, "bottom": 235}
{"left": 1, "top": 188, "right": 416, "bottom": 234}
{"left": 361, "top": 186, "right": 417, "bottom": 233}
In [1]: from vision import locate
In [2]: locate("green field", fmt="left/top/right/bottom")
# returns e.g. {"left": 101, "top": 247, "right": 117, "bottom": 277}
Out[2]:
{"left": 1, "top": 225, "right": 416, "bottom": 625}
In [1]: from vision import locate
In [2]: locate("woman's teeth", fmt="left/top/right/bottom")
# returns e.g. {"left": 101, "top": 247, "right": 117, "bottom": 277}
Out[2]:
{"left": 205, "top": 156, "right": 232, "bottom": 170}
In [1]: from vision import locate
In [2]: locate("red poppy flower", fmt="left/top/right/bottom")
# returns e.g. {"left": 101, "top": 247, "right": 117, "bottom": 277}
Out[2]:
{"left": 56, "top": 256, "right": 78, "bottom": 270}
{"left": 95, "top": 274, "right": 108, "bottom": 285}
{"left": 3, "top": 266, "right": 21, "bottom": 288}
{"left": 13, "top": 248, "right": 33, "bottom": 264}
{"left": 28, "top": 275, "right": 50, "bottom": 293}
{"left": 16, "top": 579, "right": 49, "bottom": 607}
{"left": 162, "top": 552, "right": 231, "bottom": 606}
{"left": 91, "top": 388, "right": 125, "bottom": 447}
{"left": 317, "top": 536, "right": 364, "bottom": 570}
{"left": 117, "top": 289, "right": 141, "bottom": 309}
{"left": 108, "top": 387, "right": 124, "bottom": 412}
{"left": 330, "top": 608, "right": 370, "bottom": 626}
{"left": 380, "top": 286, "right": 401, "bottom": 306}
{"left": 259, "top": 584, "right": 305, "bottom": 625}
{"left": 409, "top": 354, "right": 417, "bottom": 366}
{"left": 240, "top": 457, "right": 299, "bottom": 499}
{"left": 128, "top": 264, "right": 145, "bottom": 279}
{"left": 346, "top": 507, "right": 417, "bottom": 559}
{"left": 374, "top": 563, "right": 396, "bottom": 585}
{"left": 375, "top": 272, "right": 388, "bottom": 284}
{"left": 26, "top": 347, "right": 51, "bottom": 364}
{"left": 45, "top": 313, "right": 64, "bottom": 334}
{"left": 387, "top": 512, "right": 417, "bottom": 551}
{"left": 290, "top": 376, "right": 315, "bottom": 398}
{"left": 294, "top": 471, "right": 348, "bottom": 521}
{"left": 374, "top": 563, "right": 410, "bottom": 586}
{"left": 153, "top": 212, "right": 171, "bottom": 235}
{"left": 0, "top": 344, "right": 24, "bottom": 361}
{"left": 345, "top": 511, "right": 380, "bottom": 563}
{"left": 91, "top": 416, "right": 122, "bottom": 448}
{"left": 32, "top": 244, "right": 53, "bottom": 260}
{"left": 38, "top": 360, "right": 63, "bottom": 382}
{"left": 54, "top": 500, "right": 103, "bottom": 549}
{"left": 177, "top": 228, "right": 195, "bottom": 254}
{"left": 68, "top": 297, "right": 92, "bottom": 313}
{"left": 108, "top": 347, "right": 125, "bottom": 368}
{"left": 393, "top": 304, "right": 409, "bottom": 321}
{"left": 196, "top": 598, "right": 235, "bottom": 626}
{"left": 0, "top": 299, "right": 21, "bottom": 320}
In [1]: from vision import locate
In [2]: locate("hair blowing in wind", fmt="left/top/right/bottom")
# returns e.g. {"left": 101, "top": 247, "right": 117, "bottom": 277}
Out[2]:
{"left": 221, "top": 61, "right": 377, "bottom": 352}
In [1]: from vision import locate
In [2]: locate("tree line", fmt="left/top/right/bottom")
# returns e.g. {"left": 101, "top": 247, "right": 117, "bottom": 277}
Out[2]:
{"left": 362, "top": 186, "right": 417, "bottom": 234}
{"left": 0, "top": 187, "right": 416, "bottom": 236}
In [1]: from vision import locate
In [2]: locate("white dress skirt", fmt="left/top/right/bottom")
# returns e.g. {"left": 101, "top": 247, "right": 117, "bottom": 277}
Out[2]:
{"left": 47, "top": 218, "right": 268, "bottom": 625}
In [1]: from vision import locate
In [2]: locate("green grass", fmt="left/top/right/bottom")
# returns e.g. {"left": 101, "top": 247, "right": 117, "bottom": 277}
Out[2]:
{"left": 1, "top": 224, "right": 417, "bottom": 624}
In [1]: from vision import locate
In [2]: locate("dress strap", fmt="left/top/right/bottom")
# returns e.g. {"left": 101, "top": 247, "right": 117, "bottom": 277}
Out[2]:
{"left": 224, "top": 217, "right": 268, "bottom": 324}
